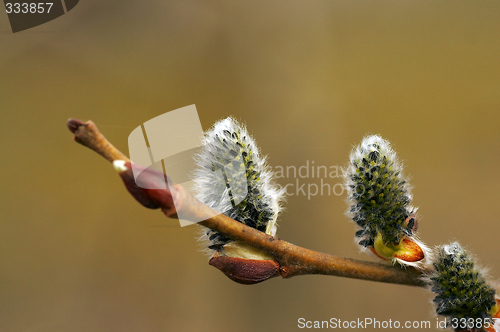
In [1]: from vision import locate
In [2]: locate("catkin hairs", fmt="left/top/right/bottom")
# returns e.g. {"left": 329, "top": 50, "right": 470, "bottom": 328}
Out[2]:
{"left": 345, "top": 135, "right": 428, "bottom": 267}
{"left": 193, "top": 117, "right": 284, "bottom": 256}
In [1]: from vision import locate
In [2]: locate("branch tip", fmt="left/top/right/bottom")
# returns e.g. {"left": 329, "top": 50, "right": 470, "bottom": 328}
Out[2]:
{"left": 67, "top": 118, "right": 85, "bottom": 133}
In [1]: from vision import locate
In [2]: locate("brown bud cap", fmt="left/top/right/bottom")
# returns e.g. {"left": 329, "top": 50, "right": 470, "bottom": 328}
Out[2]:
{"left": 67, "top": 118, "right": 84, "bottom": 134}
{"left": 209, "top": 253, "right": 280, "bottom": 285}
{"left": 113, "top": 161, "right": 177, "bottom": 214}
{"left": 392, "top": 238, "right": 424, "bottom": 262}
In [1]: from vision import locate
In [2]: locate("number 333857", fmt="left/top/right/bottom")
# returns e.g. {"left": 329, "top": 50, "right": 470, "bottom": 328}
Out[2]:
{"left": 5, "top": 3, "right": 53, "bottom": 14}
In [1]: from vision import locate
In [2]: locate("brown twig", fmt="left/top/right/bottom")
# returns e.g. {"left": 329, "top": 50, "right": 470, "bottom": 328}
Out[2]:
{"left": 67, "top": 119, "right": 130, "bottom": 163}
{"left": 67, "top": 118, "right": 427, "bottom": 287}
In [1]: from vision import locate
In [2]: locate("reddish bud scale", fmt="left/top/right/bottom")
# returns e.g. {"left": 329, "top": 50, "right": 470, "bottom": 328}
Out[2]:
{"left": 392, "top": 238, "right": 425, "bottom": 262}
{"left": 371, "top": 234, "right": 425, "bottom": 264}
{"left": 116, "top": 162, "right": 177, "bottom": 214}
{"left": 209, "top": 253, "right": 280, "bottom": 285}
{"left": 67, "top": 118, "right": 84, "bottom": 134}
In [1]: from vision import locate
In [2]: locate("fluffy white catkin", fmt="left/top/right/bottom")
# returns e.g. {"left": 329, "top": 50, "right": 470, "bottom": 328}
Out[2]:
{"left": 192, "top": 117, "right": 284, "bottom": 256}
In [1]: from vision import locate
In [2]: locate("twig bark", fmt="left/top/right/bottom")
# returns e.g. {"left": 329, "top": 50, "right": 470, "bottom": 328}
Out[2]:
{"left": 67, "top": 119, "right": 130, "bottom": 163}
{"left": 67, "top": 118, "right": 427, "bottom": 287}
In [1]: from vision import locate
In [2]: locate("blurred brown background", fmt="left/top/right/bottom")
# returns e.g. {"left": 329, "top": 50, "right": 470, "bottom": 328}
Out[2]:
{"left": 1, "top": 1, "right": 500, "bottom": 331}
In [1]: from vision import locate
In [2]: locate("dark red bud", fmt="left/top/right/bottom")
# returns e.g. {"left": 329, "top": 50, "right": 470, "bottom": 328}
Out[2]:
{"left": 67, "top": 118, "right": 85, "bottom": 133}
{"left": 114, "top": 161, "right": 177, "bottom": 214}
{"left": 209, "top": 253, "right": 280, "bottom": 285}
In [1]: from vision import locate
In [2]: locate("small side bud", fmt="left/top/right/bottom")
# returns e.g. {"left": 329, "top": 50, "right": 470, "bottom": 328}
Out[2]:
{"left": 209, "top": 253, "right": 280, "bottom": 285}
{"left": 370, "top": 233, "right": 424, "bottom": 263}
{"left": 113, "top": 160, "right": 177, "bottom": 215}
{"left": 67, "top": 118, "right": 85, "bottom": 134}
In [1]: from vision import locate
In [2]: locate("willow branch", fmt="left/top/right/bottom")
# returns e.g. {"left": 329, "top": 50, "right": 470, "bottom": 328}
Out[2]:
{"left": 67, "top": 119, "right": 130, "bottom": 163}
{"left": 67, "top": 118, "right": 427, "bottom": 287}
